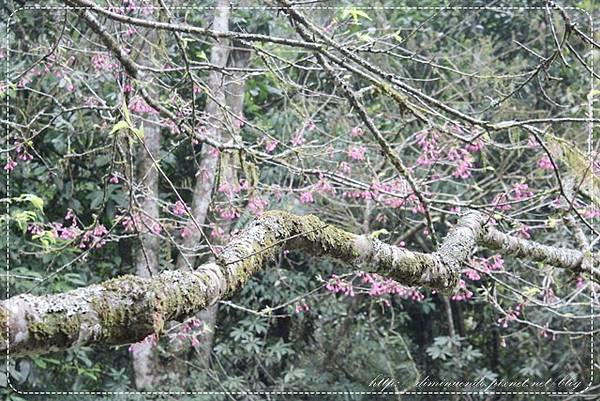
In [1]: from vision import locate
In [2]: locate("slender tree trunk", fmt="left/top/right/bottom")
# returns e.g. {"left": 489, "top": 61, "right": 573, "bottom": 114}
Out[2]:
{"left": 130, "top": 48, "right": 162, "bottom": 391}
{"left": 190, "top": 37, "right": 253, "bottom": 367}
{"left": 166, "top": 0, "right": 232, "bottom": 385}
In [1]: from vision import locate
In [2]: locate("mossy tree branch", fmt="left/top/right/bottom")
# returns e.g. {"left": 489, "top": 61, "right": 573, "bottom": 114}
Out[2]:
{"left": 1, "top": 210, "right": 592, "bottom": 357}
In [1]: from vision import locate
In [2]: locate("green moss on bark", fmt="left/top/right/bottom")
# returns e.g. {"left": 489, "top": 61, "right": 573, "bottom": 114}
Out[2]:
{"left": 0, "top": 307, "right": 7, "bottom": 344}
{"left": 28, "top": 313, "right": 81, "bottom": 349}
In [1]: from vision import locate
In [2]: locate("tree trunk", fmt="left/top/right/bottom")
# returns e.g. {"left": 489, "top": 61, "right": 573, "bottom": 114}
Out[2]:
{"left": 130, "top": 35, "right": 163, "bottom": 389}
{"left": 167, "top": 0, "right": 232, "bottom": 385}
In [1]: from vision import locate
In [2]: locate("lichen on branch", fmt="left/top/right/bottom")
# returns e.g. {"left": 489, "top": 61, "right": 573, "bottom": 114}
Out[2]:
{"left": 1, "top": 210, "right": 592, "bottom": 357}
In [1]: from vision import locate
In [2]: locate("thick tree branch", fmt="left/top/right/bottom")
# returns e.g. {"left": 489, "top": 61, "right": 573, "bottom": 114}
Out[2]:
{"left": 1, "top": 210, "right": 593, "bottom": 357}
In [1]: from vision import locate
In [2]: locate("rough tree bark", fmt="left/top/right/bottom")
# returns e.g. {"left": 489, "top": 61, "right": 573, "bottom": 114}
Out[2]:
{"left": 165, "top": 0, "right": 232, "bottom": 384}
{"left": 178, "top": 37, "right": 253, "bottom": 371}
{"left": 175, "top": 0, "right": 230, "bottom": 271}
{"left": 2, "top": 210, "right": 595, "bottom": 357}
{"left": 129, "top": 37, "right": 163, "bottom": 391}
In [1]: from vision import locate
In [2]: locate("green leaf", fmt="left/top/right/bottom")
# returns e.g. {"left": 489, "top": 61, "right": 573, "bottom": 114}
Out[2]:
{"left": 196, "top": 50, "right": 208, "bottom": 61}
{"left": 109, "top": 120, "right": 129, "bottom": 135}
{"left": 12, "top": 210, "right": 38, "bottom": 232}
{"left": 17, "top": 194, "right": 44, "bottom": 211}
{"left": 121, "top": 101, "right": 132, "bottom": 125}
{"left": 341, "top": 7, "right": 371, "bottom": 23}
{"left": 132, "top": 123, "right": 144, "bottom": 140}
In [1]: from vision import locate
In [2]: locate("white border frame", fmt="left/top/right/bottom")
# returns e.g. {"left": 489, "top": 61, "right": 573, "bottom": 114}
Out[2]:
{"left": 3, "top": 3, "right": 596, "bottom": 396}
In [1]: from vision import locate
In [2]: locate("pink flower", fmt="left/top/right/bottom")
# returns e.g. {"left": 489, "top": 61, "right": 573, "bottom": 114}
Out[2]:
{"left": 27, "top": 223, "right": 43, "bottom": 235}
{"left": 537, "top": 155, "right": 553, "bottom": 170}
{"left": 180, "top": 226, "right": 192, "bottom": 238}
{"left": 210, "top": 224, "right": 225, "bottom": 238}
{"left": 57, "top": 224, "right": 80, "bottom": 240}
{"left": 248, "top": 197, "right": 268, "bottom": 215}
{"left": 120, "top": 215, "right": 137, "bottom": 233}
{"left": 462, "top": 268, "right": 481, "bottom": 281}
{"left": 264, "top": 137, "right": 278, "bottom": 153}
{"left": 348, "top": 146, "right": 367, "bottom": 161}
{"left": 109, "top": 174, "right": 119, "bottom": 184}
{"left": 171, "top": 200, "right": 187, "bottom": 217}
{"left": 4, "top": 158, "right": 16, "bottom": 171}
{"left": 447, "top": 148, "right": 472, "bottom": 179}
{"left": 466, "top": 139, "right": 485, "bottom": 153}
{"left": 219, "top": 207, "right": 239, "bottom": 221}
{"left": 356, "top": 272, "right": 425, "bottom": 301}
{"left": 218, "top": 182, "right": 235, "bottom": 200}
{"left": 451, "top": 279, "right": 473, "bottom": 301}
{"left": 129, "top": 97, "right": 159, "bottom": 115}
{"left": 208, "top": 147, "right": 220, "bottom": 159}
{"left": 150, "top": 222, "right": 162, "bottom": 235}
{"left": 294, "top": 303, "right": 310, "bottom": 313}
{"left": 477, "top": 255, "right": 504, "bottom": 273}
{"left": 239, "top": 179, "right": 251, "bottom": 191}
{"left": 315, "top": 176, "right": 335, "bottom": 195}
{"left": 91, "top": 54, "right": 115, "bottom": 72}
{"left": 527, "top": 137, "right": 540, "bottom": 148}
{"left": 339, "top": 161, "right": 352, "bottom": 174}
{"left": 123, "top": 84, "right": 133, "bottom": 93}
{"left": 300, "top": 191, "right": 314, "bottom": 204}
{"left": 518, "top": 225, "right": 531, "bottom": 239}
{"left": 584, "top": 207, "right": 600, "bottom": 219}
{"left": 416, "top": 129, "right": 440, "bottom": 166}
{"left": 497, "top": 305, "right": 521, "bottom": 328}
{"left": 492, "top": 193, "right": 511, "bottom": 211}
{"left": 291, "top": 131, "right": 305, "bottom": 147}
{"left": 350, "top": 126, "right": 364, "bottom": 137}
{"left": 92, "top": 225, "right": 108, "bottom": 237}
{"left": 325, "top": 274, "right": 355, "bottom": 297}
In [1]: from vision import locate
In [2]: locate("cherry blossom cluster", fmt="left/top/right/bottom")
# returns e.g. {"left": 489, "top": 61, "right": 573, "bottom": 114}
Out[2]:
{"left": 497, "top": 304, "right": 522, "bottom": 328}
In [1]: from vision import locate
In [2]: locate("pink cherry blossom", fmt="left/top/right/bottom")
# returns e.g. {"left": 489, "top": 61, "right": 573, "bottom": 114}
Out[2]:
{"left": 294, "top": 303, "right": 310, "bottom": 313}
{"left": 172, "top": 200, "right": 187, "bottom": 217}
{"left": 325, "top": 274, "right": 355, "bottom": 297}
{"left": 4, "top": 158, "right": 17, "bottom": 171}
{"left": 219, "top": 207, "right": 239, "bottom": 221}
{"left": 451, "top": 279, "right": 473, "bottom": 301}
{"left": 348, "top": 145, "right": 367, "bottom": 161}
{"left": 339, "top": 161, "right": 352, "bottom": 174}
{"left": 300, "top": 191, "right": 314, "bottom": 204}
{"left": 497, "top": 305, "right": 521, "bottom": 328}
{"left": 350, "top": 126, "right": 364, "bottom": 137}
{"left": 150, "top": 222, "right": 162, "bottom": 235}
{"left": 210, "top": 224, "right": 225, "bottom": 239}
{"left": 180, "top": 226, "right": 192, "bottom": 238}
{"left": 291, "top": 131, "right": 305, "bottom": 147}
{"left": 264, "top": 137, "right": 278, "bottom": 153}
{"left": 129, "top": 97, "right": 159, "bottom": 115}
{"left": 314, "top": 176, "right": 335, "bottom": 195}
{"left": 248, "top": 197, "right": 268, "bottom": 215}
{"left": 465, "top": 139, "right": 485, "bottom": 153}
{"left": 537, "top": 155, "right": 553, "bottom": 170}
{"left": 462, "top": 268, "right": 481, "bottom": 281}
